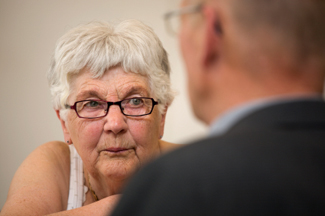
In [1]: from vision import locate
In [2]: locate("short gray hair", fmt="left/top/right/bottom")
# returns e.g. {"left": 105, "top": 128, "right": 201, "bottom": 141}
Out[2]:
{"left": 230, "top": 0, "right": 325, "bottom": 68}
{"left": 48, "top": 20, "right": 175, "bottom": 119}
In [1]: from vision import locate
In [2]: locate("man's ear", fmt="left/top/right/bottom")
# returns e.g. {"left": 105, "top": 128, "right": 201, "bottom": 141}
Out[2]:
{"left": 201, "top": 5, "right": 222, "bottom": 70}
{"left": 55, "top": 110, "right": 72, "bottom": 144}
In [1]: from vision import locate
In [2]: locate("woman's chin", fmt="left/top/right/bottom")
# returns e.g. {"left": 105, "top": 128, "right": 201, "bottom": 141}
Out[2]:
{"left": 97, "top": 158, "right": 140, "bottom": 181}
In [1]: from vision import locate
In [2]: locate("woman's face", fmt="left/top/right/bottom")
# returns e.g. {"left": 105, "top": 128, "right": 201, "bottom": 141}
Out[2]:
{"left": 62, "top": 66, "right": 166, "bottom": 182}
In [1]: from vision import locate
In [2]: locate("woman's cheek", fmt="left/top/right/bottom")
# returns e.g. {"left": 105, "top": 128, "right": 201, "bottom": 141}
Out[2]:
{"left": 78, "top": 121, "right": 103, "bottom": 144}
{"left": 131, "top": 120, "right": 160, "bottom": 155}
{"left": 129, "top": 120, "right": 148, "bottom": 142}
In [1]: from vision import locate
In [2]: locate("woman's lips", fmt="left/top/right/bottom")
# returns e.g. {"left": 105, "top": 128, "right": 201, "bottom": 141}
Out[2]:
{"left": 100, "top": 147, "right": 135, "bottom": 157}
{"left": 105, "top": 148, "right": 130, "bottom": 153}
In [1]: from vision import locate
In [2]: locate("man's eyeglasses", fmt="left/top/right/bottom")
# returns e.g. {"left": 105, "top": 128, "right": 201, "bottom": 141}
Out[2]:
{"left": 163, "top": 3, "right": 203, "bottom": 35}
{"left": 65, "top": 97, "right": 159, "bottom": 119}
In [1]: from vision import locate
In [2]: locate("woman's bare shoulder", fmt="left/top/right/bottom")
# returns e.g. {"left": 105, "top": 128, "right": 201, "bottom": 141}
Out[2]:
{"left": 17, "top": 140, "right": 71, "bottom": 177}
{"left": 34, "top": 140, "right": 71, "bottom": 181}
{"left": 37, "top": 140, "right": 70, "bottom": 159}
{"left": 30, "top": 141, "right": 71, "bottom": 171}
{"left": 1, "top": 141, "right": 71, "bottom": 215}
{"left": 159, "top": 140, "right": 183, "bottom": 153}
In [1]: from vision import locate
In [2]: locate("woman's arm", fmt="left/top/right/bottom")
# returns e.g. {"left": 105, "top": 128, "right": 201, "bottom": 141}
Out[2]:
{"left": 46, "top": 195, "right": 120, "bottom": 216}
{"left": 1, "top": 141, "right": 120, "bottom": 216}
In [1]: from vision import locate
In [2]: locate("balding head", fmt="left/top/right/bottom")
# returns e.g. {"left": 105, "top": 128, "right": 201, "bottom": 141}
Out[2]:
{"left": 224, "top": 0, "right": 325, "bottom": 72}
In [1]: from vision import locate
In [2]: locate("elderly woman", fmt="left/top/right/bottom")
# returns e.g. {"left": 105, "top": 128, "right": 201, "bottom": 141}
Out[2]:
{"left": 1, "top": 20, "right": 176, "bottom": 215}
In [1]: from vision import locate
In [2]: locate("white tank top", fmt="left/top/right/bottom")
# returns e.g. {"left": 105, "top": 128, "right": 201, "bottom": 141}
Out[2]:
{"left": 67, "top": 145, "right": 88, "bottom": 210}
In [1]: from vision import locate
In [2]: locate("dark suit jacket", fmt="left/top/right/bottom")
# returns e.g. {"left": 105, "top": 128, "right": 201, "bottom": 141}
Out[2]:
{"left": 111, "top": 100, "right": 325, "bottom": 216}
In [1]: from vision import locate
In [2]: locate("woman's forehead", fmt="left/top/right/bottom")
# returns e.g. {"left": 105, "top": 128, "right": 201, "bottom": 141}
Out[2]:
{"left": 70, "top": 68, "right": 151, "bottom": 101}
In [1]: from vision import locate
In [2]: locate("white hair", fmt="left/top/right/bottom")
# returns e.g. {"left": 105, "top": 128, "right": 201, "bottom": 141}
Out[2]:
{"left": 48, "top": 20, "right": 175, "bottom": 120}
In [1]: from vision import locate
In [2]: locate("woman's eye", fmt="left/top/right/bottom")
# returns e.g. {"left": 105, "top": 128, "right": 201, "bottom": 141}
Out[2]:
{"left": 130, "top": 98, "right": 143, "bottom": 106}
{"left": 85, "top": 101, "right": 100, "bottom": 107}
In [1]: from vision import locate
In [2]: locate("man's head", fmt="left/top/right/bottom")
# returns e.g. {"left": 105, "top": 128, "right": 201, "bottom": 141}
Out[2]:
{"left": 178, "top": 0, "right": 325, "bottom": 124}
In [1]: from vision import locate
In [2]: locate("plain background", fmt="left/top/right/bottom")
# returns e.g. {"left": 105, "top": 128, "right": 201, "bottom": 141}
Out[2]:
{"left": 0, "top": 0, "right": 208, "bottom": 209}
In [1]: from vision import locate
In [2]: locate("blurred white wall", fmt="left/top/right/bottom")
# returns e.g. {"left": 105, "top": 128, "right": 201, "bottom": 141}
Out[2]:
{"left": 0, "top": 0, "right": 208, "bottom": 208}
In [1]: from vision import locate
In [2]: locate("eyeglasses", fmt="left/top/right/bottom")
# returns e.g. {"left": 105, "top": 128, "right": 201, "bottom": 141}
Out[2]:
{"left": 163, "top": 3, "right": 203, "bottom": 35}
{"left": 65, "top": 97, "right": 159, "bottom": 119}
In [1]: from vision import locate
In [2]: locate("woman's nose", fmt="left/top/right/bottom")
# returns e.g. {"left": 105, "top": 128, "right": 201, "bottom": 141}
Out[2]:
{"left": 103, "top": 105, "right": 128, "bottom": 135}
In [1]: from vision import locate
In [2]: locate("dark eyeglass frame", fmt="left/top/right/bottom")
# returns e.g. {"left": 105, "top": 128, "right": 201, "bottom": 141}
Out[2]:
{"left": 163, "top": 2, "right": 203, "bottom": 35}
{"left": 65, "top": 97, "right": 159, "bottom": 119}
{"left": 163, "top": 2, "right": 222, "bottom": 35}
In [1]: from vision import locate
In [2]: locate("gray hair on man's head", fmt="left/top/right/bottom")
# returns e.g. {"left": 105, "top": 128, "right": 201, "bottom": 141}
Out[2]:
{"left": 48, "top": 20, "right": 175, "bottom": 120}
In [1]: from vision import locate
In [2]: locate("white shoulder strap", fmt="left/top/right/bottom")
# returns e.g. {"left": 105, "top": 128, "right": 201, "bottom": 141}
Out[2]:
{"left": 67, "top": 144, "right": 87, "bottom": 210}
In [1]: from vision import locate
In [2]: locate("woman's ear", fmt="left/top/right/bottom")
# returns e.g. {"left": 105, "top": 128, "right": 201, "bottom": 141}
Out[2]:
{"left": 201, "top": 5, "right": 223, "bottom": 70}
{"left": 55, "top": 110, "right": 72, "bottom": 144}
{"left": 158, "top": 106, "right": 168, "bottom": 139}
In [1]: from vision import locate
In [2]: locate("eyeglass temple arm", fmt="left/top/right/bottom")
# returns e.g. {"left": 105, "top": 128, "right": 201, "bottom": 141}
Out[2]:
{"left": 163, "top": 3, "right": 203, "bottom": 19}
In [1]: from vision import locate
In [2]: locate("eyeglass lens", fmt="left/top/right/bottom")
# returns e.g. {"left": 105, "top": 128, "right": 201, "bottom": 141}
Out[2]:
{"left": 75, "top": 98, "right": 155, "bottom": 118}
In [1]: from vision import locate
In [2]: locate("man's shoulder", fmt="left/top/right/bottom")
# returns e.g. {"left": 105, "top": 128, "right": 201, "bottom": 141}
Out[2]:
{"left": 146, "top": 123, "right": 325, "bottom": 178}
{"left": 144, "top": 135, "right": 245, "bottom": 176}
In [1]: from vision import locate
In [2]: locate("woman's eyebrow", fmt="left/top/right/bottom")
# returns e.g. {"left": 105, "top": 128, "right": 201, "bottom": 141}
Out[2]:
{"left": 74, "top": 86, "right": 149, "bottom": 101}
{"left": 122, "top": 86, "right": 149, "bottom": 97}
{"left": 75, "top": 90, "right": 103, "bottom": 101}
